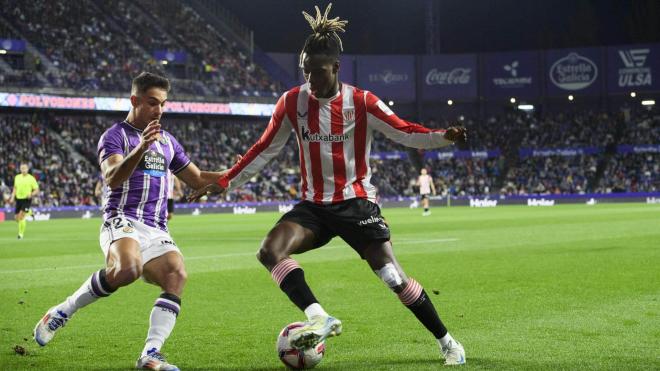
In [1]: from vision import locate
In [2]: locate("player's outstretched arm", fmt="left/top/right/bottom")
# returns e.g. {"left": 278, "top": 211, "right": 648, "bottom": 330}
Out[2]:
{"left": 187, "top": 182, "right": 225, "bottom": 202}
{"left": 365, "top": 92, "right": 467, "bottom": 149}
{"left": 176, "top": 162, "right": 230, "bottom": 201}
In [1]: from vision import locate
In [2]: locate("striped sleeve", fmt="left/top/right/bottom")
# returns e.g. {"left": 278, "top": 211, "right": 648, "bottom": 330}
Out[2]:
{"left": 218, "top": 93, "right": 293, "bottom": 191}
{"left": 365, "top": 91, "right": 452, "bottom": 149}
{"left": 167, "top": 133, "right": 192, "bottom": 174}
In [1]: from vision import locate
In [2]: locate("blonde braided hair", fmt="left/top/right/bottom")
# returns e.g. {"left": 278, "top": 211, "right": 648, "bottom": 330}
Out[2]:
{"left": 299, "top": 3, "right": 348, "bottom": 66}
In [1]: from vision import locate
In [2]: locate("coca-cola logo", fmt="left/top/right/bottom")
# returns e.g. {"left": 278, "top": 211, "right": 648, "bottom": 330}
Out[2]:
{"left": 549, "top": 52, "right": 598, "bottom": 90}
{"left": 368, "top": 70, "right": 409, "bottom": 84}
{"left": 425, "top": 68, "right": 471, "bottom": 85}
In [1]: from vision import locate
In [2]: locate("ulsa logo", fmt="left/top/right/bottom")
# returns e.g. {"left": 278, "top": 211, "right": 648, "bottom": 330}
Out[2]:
{"left": 619, "top": 49, "right": 649, "bottom": 67}
{"left": 617, "top": 48, "right": 651, "bottom": 87}
{"left": 549, "top": 52, "right": 598, "bottom": 90}
{"left": 369, "top": 70, "right": 409, "bottom": 84}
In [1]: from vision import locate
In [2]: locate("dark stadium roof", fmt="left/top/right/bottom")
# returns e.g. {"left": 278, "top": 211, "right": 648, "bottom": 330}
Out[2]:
{"left": 218, "top": 0, "right": 660, "bottom": 54}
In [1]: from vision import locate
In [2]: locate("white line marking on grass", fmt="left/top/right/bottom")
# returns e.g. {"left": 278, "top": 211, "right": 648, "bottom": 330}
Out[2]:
{"left": 0, "top": 238, "right": 458, "bottom": 274}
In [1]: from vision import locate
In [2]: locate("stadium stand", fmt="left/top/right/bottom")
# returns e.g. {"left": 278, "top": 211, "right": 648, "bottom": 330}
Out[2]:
{"left": 0, "top": 0, "right": 281, "bottom": 98}
{"left": 1, "top": 109, "right": 656, "bottom": 208}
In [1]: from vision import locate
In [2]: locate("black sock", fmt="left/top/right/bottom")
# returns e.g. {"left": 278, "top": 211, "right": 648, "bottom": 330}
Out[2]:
{"left": 279, "top": 268, "right": 319, "bottom": 311}
{"left": 406, "top": 290, "right": 448, "bottom": 339}
{"left": 98, "top": 268, "right": 117, "bottom": 293}
{"left": 424, "top": 208, "right": 429, "bottom": 212}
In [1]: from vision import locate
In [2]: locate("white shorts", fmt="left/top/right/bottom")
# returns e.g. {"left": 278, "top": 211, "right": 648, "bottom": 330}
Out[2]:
{"left": 99, "top": 216, "right": 182, "bottom": 266}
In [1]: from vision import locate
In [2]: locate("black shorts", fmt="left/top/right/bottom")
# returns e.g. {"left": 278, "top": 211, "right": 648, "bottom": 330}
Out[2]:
{"left": 15, "top": 198, "right": 31, "bottom": 214}
{"left": 167, "top": 199, "right": 174, "bottom": 213}
{"left": 278, "top": 198, "right": 391, "bottom": 258}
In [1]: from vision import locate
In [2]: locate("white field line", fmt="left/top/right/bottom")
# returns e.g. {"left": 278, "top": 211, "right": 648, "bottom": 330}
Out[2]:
{"left": 0, "top": 238, "right": 458, "bottom": 274}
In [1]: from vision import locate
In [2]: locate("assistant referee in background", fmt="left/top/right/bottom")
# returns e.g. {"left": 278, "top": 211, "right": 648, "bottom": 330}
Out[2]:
{"left": 10, "top": 163, "right": 39, "bottom": 239}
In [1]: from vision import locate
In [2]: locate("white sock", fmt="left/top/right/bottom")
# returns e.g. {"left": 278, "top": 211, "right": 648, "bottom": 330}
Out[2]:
{"left": 438, "top": 333, "right": 455, "bottom": 348}
{"left": 142, "top": 295, "right": 180, "bottom": 356}
{"left": 303, "top": 303, "right": 329, "bottom": 320}
{"left": 58, "top": 270, "right": 112, "bottom": 316}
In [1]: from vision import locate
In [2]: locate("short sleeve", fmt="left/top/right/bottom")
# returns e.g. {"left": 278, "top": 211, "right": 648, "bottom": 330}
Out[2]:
{"left": 97, "top": 128, "right": 125, "bottom": 165}
{"left": 167, "top": 134, "right": 191, "bottom": 174}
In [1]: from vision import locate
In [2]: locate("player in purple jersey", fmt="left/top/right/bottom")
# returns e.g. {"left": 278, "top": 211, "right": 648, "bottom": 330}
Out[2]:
{"left": 33, "top": 72, "right": 227, "bottom": 371}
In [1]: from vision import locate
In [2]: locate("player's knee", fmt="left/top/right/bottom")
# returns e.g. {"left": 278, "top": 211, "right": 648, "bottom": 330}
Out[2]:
{"left": 107, "top": 261, "right": 142, "bottom": 286}
{"left": 375, "top": 263, "right": 405, "bottom": 293}
{"left": 257, "top": 238, "right": 282, "bottom": 266}
{"left": 171, "top": 266, "right": 187, "bottom": 285}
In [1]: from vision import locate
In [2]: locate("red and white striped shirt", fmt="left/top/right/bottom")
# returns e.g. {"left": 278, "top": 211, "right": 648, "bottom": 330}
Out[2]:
{"left": 218, "top": 83, "right": 453, "bottom": 204}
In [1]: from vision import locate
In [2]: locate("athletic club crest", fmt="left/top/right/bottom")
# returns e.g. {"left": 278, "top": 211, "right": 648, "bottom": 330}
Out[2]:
{"left": 343, "top": 109, "right": 355, "bottom": 122}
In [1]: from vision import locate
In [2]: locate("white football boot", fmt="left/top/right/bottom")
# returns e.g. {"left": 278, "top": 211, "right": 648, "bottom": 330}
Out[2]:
{"left": 441, "top": 339, "right": 466, "bottom": 365}
{"left": 136, "top": 349, "right": 180, "bottom": 371}
{"left": 34, "top": 307, "right": 69, "bottom": 346}
{"left": 288, "top": 315, "right": 343, "bottom": 349}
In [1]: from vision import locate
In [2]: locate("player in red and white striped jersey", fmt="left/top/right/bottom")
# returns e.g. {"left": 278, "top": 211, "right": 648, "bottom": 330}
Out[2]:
{"left": 193, "top": 4, "right": 467, "bottom": 365}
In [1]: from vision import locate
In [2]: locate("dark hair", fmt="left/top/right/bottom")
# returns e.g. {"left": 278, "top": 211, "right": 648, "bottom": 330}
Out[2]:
{"left": 131, "top": 72, "right": 170, "bottom": 95}
{"left": 299, "top": 3, "right": 348, "bottom": 66}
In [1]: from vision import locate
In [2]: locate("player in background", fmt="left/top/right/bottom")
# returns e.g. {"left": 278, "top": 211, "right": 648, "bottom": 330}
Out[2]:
{"left": 33, "top": 72, "right": 228, "bottom": 371}
{"left": 166, "top": 170, "right": 183, "bottom": 221}
{"left": 10, "top": 162, "right": 39, "bottom": 239}
{"left": 417, "top": 168, "right": 436, "bottom": 216}
{"left": 191, "top": 4, "right": 467, "bottom": 366}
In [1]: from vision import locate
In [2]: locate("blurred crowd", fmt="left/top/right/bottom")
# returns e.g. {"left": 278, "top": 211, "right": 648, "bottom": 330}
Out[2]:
{"left": 0, "top": 114, "right": 99, "bottom": 208}
{"left": 0, "top": 0, "right": 280, "bottom": 97}
{"left": 1, "top": 109, "right": 657, "bottom": 209}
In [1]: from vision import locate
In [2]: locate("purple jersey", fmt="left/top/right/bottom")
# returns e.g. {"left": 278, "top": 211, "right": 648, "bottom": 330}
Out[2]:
{"left": 97, "top": 121, "right": 190, "bottom": 231}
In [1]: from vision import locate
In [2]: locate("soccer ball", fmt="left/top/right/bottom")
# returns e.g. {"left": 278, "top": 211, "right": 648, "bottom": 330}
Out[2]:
{"left": 277, "top": 322, "right": 325, "bottom": 369}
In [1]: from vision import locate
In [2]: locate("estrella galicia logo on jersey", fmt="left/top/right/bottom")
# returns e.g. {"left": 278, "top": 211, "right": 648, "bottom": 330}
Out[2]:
{"left": 141, "top": 150, "right": 167, "bottom": 177}
{"left": 301, "top": 125, "right": 349, "bottom": 142}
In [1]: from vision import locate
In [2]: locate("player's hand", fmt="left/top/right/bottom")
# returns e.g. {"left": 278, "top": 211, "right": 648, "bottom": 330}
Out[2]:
{"left": 444, "top": 126, "right": 467, "bottom": 142}
{"left": 188, "top": 183, "right": 226, "bottom": 202}
{"left": 444, "top": 126, "right": 468, "bottom": 149}
{"left": 139, "top": 120, "right": 161, "bottom": 152}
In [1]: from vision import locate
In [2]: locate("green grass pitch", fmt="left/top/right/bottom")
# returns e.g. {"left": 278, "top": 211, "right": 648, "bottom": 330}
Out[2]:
{"left": 1, "top": 203, "right": 659, "bottom": 370}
